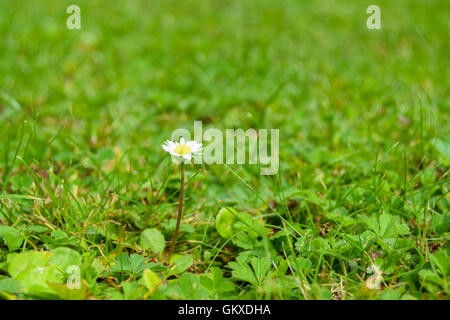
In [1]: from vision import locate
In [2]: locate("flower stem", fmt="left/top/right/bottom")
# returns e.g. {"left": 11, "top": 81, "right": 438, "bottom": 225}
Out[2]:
{"left": 168, "top": 162, "right": 185, "bottom": 261}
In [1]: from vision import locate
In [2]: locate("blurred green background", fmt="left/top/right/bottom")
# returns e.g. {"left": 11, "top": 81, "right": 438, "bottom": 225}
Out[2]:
{"left": 1, "top": 0, "right": 448, "bottom": 156}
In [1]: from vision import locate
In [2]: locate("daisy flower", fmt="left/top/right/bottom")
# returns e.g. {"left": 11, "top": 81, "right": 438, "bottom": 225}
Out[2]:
{"left": 162, "top": 138, "right": 202, "bottom": 162}
{"left": 161, "top": 137, "right": 202, "bottom": 260}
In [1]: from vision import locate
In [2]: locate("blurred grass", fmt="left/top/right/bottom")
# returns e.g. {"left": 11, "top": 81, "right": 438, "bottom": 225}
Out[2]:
{"left": 1, "top": 0, "right": 448, "bottom": 197}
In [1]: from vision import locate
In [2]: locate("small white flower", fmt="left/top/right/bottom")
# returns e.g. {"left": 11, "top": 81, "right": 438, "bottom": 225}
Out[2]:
{"left": 162, "top": 138, "right": 202, "bottom": 162}
{"left": 366, "top": 265, "right": 383, "bottom": 290}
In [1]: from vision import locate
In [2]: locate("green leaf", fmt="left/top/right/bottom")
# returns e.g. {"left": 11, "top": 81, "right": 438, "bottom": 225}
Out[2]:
{"left": 228, "top": 255, "right": 271, "bottom": 287}
{"left": 216, "top": 207, "right": 236, "bottom": 238}
{"left": 17, "top": 264, "right": 63, "bottom": 298}
{"left": 51, "top": 230, "right": 69, "bottom": 240}
{"left": 209, "top": 267, "right": 235, "bottom": 293}
{"left": 216, "top": 207, "right": 263, "bottom": 246}
{"left": 431, "top": 212, "right": 450, "bottom": 235}
{"left": 232, "top": 232, "right": 255, "bottom": 249}
{"left": 326, "top": 208, "right": 357, "bottom": 227}
{"left": 171, "top": 255, "right": 193, "bottom": 274}
{"left": 359, "top": 212, "right": 409, "bottom": 240}
{"left": 199, "top": 274, "right": 214, "bottom": 291}
{"left": 141, "top": 268, "right": 161, "bottom": 291}
{"left": 379, "top": 213, "right": 393, "bottom": 238}
{"left": 47, "top": 282, "right": 88, "bottom": 300}
{"left": 7, "top": 251, "right": 52, "bottom": 278}
{"left": 433, "top": 138, "right": 450, "bottom": 160}
{"left": 121, "top": 281, "right": 145, "bottom": 300}
{"left": 49, "top": 247, "right": 82, "bottom": 271}
{"left": 6, "top": 251, "right": 70, "bottom": 298}
{"left": 140, "top": 228, "right": 165, "bottom": 254}
{"left": 429, "top": 248, "right": 449, "bottom": 277}
{"left": 177, "top": 273, "right": 209, "bottom": 299}
{"left": 129, "top": 254, "right": 147, "bottom": 274}
{"left": 250, "top": 257, "right": 271, "bottom": 284}
{"left": 211, "top": 267, "right": 223, "bottom": 284}
{"left": 26, "top": 225, "right": 49, "bottom": 234}
{"left": 0, "top": 225, "right": 23, "bottom": 251}
{"left": 419, "top": 269, "right": 442, "bottom": 286}
{"left": 229, "top": 261, "right": 258, "bottom": 286}
{"left": 109, "top": 253, "right": 147, "bottom": 276}
{"left": 293, "top": 257, "right": 313, "bottom": 273}
{"left": 0, "top": 278, "right": 22, "bottom": 293}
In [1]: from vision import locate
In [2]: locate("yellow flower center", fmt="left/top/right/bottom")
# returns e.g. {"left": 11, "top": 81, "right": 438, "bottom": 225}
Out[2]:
{"left": 174, "top": 144, "right": 192, "bottom": 155}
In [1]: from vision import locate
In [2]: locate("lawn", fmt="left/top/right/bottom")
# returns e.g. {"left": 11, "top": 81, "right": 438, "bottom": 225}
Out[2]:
{"left": 0, "top": 0, "right": 448, "bottom": 300}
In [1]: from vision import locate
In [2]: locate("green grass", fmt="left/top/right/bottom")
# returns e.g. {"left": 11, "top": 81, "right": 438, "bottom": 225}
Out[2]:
{"left": 0, "top": 0, "right": 448, "bottom": 300}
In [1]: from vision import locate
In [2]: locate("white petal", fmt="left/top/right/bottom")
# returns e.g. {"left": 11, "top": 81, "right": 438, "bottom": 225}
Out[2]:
{"left": 193, "top": 145, "right": 202, "bottom": 152}
{"left": 162, "top": 140, "right": 178, "bottom": 153}
{"left": 186, "top": 141, "right": 201, "bottom": 149}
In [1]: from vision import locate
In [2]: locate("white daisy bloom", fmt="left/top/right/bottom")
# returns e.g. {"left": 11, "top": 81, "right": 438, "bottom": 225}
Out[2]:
{"left": 162, "top": 138, "right": 202, "bottom": 162}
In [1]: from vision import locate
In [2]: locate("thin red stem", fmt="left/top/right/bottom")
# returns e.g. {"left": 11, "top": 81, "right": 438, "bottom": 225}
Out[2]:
{"left": 168, "top": 163, "right": 185, "bottom": 261}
